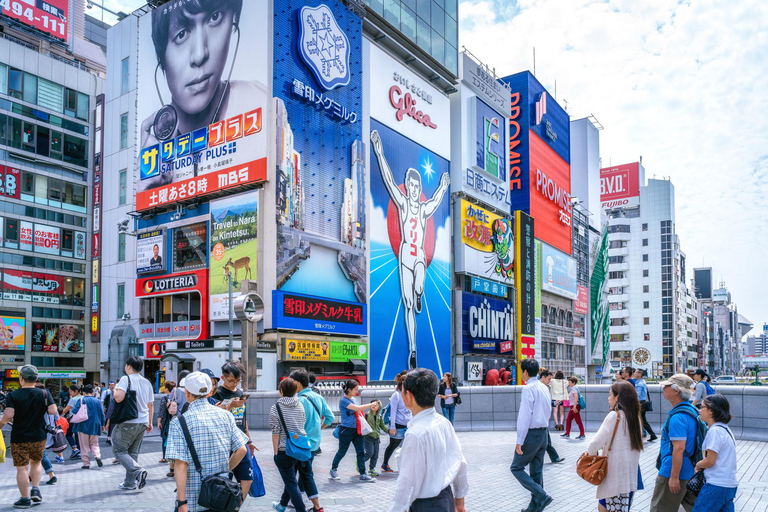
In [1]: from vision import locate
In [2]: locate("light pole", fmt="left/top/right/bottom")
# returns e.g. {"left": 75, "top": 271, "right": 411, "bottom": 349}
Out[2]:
{"left": 228, "top": 273, "right": 234, "bottom": 362}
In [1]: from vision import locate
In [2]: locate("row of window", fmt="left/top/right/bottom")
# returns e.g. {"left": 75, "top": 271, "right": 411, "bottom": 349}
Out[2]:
{"left": 2, "top": 168, "right": 87, "bottom": 213}
{"left": 539, "top": 342, "right": 576, "bottom": 362}
{"left": 541, "top": 305, "right": 573, "bottom": 328}
{"left": 0, "top": 251, "right": 86, "bottom": 274}
{"left": 608, "top": 224, "right": 630, "bottom": 233}
{"left": 0, "top": 97, "right": 88, "bottom": 136}
{"left": 138, "top": 293, "right": 203, "bottom": 339}
{"left": 0, "top": 63, "right": 90, "bottom": 122}
{"left": 0, "top": 269, "right": 86, "bottom": 306}
{"left": 32, "top": 306, "right": 86, "bottom": 321}
{"left": 1, "top": 218, "right": 86, "bottom": 259}
{"left": 0, "top": 113, "right": 89, "bottom": 168}
{"left": 0, "top": 200, "right": 86, "bottom": 228}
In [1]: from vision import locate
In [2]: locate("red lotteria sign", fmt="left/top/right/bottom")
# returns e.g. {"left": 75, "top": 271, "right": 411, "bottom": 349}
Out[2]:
{"left": 136, "top": 269, "right": 208, "bottom": 341}
{"left": 146, "top": 341, "right": 165, "bottom": 359}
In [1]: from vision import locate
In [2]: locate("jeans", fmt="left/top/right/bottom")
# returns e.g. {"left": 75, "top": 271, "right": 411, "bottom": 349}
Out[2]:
{"left": 281, "top": 450, "right": 318, "bottom": 505}
{"left": 441, "top": 405, "right": 456, "bottom": 424}
{"left": 111, "top": 422, "right": 147, "bottom": 487}
{"left": 565, "top": 406, "right": 585, "bottom": 436}
{"left": 691, "top": 483, "right": 737, "bottom": 512}
{"left": 510, "top": 428, "right": 548, "bottom": 507}
{"left": 364, "top": 437, "right": 380, "bottom": 470}
{"left": 78, "top": 433, "right": 101, "bottom": 467}
{"left": 332, "top": 426, "right": 366, "bottom": 475}
{"left": 66, "top": 432, "right": 79, "bottom": 452}
{"left": 274, "top": 452, "right": 307, "bottom": 512}
{"left": 41, "top": 450, "right": 53, "bottom": 474}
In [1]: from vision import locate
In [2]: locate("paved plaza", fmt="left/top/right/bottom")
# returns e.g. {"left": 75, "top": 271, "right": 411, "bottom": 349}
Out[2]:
{"left": 0, "top": 428, "right": 766, "bottom": 512}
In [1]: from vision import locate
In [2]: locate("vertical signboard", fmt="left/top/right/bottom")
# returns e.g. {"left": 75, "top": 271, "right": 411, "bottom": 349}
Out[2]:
{"left": 209, "top": 190, "right": 258, "bottom": 320}
{"left": 92, "top": 94, "right": 104, "bottom": 339}
{"left": 514, "top": 211, "right": 535, "bottom": 383}
{"left": 135, "top": 2, "right": 269, "bottom": 211}
{"left": 273, "top": 0, "right": 366, "bottom": 327}
{"left": 590, "top": 229, "right": 610, "bottom": 365}
{"left": 534, "top": 240, "right": 542, "bottom": 348}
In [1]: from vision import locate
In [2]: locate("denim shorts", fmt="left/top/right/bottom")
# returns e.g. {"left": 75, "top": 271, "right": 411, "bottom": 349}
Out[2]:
{"left": 391, "top": 427, "right": 407, "bottom": 440}
{"left": 231, "top": 449, "right": 253, "bottom": 482}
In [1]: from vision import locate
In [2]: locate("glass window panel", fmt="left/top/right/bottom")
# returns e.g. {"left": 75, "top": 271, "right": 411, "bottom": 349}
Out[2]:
{"left": 23, "top": 73, "right": 37, "bottom": 104}
{"left": 21, "top": 171, "right": 34, "bottom": 199}
{"left": 431, "top": 1, "right": 444, "bottom": 35}
{"left": 118, "top": 233, "right": 126, "bottom": 262}
{"left": 402, "top": 0, "right": 416, "bottom": 11}
{"left": 0, "top": 63, "right": 7, "bottom": 95}
{"left": 119, "top": 170, "right": 127, "bottom": 205}
{"left": 35, "top": 175, "right": 48, "bottom": 205}
{"left": 120, "top": 113, "right": 128, "bottom": 149}
{"left": 49, "top": 179, "right": 63, "bottom": 203}
{"left": 368, "top": 0, "right": 383, "bottom": 14}
{"left": 37, "top": 78, "right": 64, "bottom": 112}
{"left": 172, "top": 294, "right": 189, "bottom": 337}
{"left": 51, "top": 130, "right": 62, "bottom": 154}
{"left": 63, "top": 134, "right": 88, "bottom": 167}
{"left": 117, "top": 284, "right": 125, "bottom": 319}
{"left": 445, "top": 15, "right": 457, "bottom": 48}
{"left": 73, "top": 278, "right": 85, "bottom": 306}
{"left": 445, "top": 0, "right": 457, "bottom": 19}
{"left": 121, "top": 58, "right": 130, "bottom": 95}
{"left": 22, "top": 121, "right": 35, "bottom": 147}
{"left": 401, "top": 6, "right": 416, "bottom": 41}
{"left": 76, "top": 93, "right": 89, "bottom": 121}
{"left": 384, "top": 0, "right": 400, "bottom": 26}
{"left": 65, "top": 88, "right": 77, "bottom": 116}
{"left": 416, "top": 16, "right": 430, "bottom": 52}
{"left": 9, "top": 114, "right": 22, "bottom": 149}
{"left": 8, "top": 68, "right": 22, "bottom": 99}
{"left": 36, "top": 126, "right": 49, "bottom": 157}
{"left": 417, "top": 0, "right": 430, "bottom": 20}
{"left": 0, "top": 114, "right": 6, "bottom": 145}
{"left": 445, "top": 41, "right": 458, "bottom": 75}
{"left": 431, "top": 29, "right": 444, "bottom": 62}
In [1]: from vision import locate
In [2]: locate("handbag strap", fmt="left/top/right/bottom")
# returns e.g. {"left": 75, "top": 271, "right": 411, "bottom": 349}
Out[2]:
{"left": 178, "top": 414, "right": 204, "bottom": 477}
{"left": 607, "top": 411, "right": 621, "bottom": 452}
{"left": 275, "top": 403, "right": 290, "bottom": 436}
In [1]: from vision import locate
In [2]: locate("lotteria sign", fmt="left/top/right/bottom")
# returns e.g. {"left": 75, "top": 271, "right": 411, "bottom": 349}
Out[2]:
{"left": 461, "top": 292, "right": 514, "bottom": 353}
{"left": 136, "top": 269, "right": 206, "bottom": 297}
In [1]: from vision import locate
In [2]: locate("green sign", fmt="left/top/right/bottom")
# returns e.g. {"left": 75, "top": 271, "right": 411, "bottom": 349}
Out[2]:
{"left": 330, "top": 341, "right": 368, "bottom": 362}
{"left": 590, "top": 229, "right": 610, "bottom": 365}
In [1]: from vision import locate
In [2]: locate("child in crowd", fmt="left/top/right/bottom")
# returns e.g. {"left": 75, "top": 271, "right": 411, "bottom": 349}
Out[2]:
{"left": 363, "top": 400, "right": 387, "bottom": 477}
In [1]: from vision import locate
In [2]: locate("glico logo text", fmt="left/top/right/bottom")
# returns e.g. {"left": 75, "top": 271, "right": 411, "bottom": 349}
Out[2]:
{"left": 140, "top": 109, "right": 262, "bottom": 181}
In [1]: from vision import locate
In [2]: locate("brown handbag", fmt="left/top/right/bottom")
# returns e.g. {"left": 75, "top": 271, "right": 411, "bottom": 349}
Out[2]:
{"left": 576, "top": 411, "right": 621, "bottom": 486}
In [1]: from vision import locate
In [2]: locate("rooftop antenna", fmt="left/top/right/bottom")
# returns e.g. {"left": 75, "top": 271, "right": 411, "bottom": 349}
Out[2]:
{"left": 555, "top": 79, "right": 557, "bottom": 99}
{"left": 563, "top": 99, "right": 569, "bottom": 112}
{"left": 533, "top": 47, "right": 536, "bottom": 75}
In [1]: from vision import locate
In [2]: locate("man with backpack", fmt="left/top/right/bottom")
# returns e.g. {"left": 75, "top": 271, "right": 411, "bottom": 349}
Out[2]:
{"left": 692, "top": 369, "right": 715, "bottom": 409}
{"left": 651, "top": 373, "right": 705, "bottom": 512}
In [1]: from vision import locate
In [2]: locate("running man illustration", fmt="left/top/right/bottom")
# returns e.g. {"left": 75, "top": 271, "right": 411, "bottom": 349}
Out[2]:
{"left": 370, "top": 130, "right": 450, "bottom": 369}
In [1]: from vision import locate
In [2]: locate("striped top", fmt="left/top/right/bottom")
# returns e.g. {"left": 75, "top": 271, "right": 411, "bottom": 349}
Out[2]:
{"left": 269, "top": 397, "right": 307, "bottom": 451}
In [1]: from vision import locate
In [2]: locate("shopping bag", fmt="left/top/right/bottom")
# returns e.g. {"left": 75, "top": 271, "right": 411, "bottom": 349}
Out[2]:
{"left": 357, "top": 412, "right": 373, "bottom": 436}
{"left": 0, "top": 431, "right": 6, "bottom": 463}
{"left": 248, "top": 452, "right": 266, "bottom": 498}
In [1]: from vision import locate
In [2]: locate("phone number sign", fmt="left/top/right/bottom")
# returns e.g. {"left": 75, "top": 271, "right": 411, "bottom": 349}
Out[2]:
{"left": 0, "top": 0, "right": 69, "bottom": 41}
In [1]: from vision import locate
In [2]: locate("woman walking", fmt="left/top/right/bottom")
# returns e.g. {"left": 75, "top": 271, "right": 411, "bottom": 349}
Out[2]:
{"left": 330, "top": 379, "right": 376, "bottom": 482}
{"left": 61, "top": 384, "right": 82, "bottom": 459}
{"left": 381, "top": 371, "right": 412, "bottom": 473}
{"left": 71, "top": 384, "right": 106, "bottom": 469}
{"left": 585, "top": 381, "right": 644, "bottom": 512}
{"left": 563, "top": 377, "right": 585, "bottom": 439}
{"left": 550, "top": 371, "right": 568, "bottom": 430}
{"left": 437, "top": 372, "right": 460, "bottom": 424}
{"left": 691, "top": 394, "right": 738, "bottom": 512}
{"left": 157, "top": 381, "right": 176, "bottom": 466}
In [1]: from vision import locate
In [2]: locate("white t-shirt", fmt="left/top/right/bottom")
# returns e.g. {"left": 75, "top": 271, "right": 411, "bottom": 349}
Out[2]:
{"left": 116, "top": 374, "right": 155, "bottom": 424}
{"left": 702, "top": 423, "right": 738, "bottom": 488}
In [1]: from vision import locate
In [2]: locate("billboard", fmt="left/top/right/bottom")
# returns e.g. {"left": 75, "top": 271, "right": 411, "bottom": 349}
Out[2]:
{"left": 32, "top": 323, "right": 58, "bottom": 352}
{"left": 58, "top": 325, "right": 84, "bottom": 353}
{"left": 136, "top": 230, "right": 165, "bottom": 275}
{"left": 0, "top": 166, "right": 20, "bottom": 199}
{"left": 0, "top": 315, "right": 25, "bottom": 352}
{"left": 284, "top": 339, "right": 368, "bottom": 362}
{"left": 2, "top": 269, "right": 32, "bottom": 301}
{"left": 272, "top": 290, "right": 366, "bottom": 337}
{"left": 74, "top": 231, "right": 86, "bottom": 259}
{"left": 530, "top": 133, "right": 572, "bottom": 254}
{"left": 135, "top": 1, "right": 269, "bottom": 211}
{"left": 33, "top": 224, "right": 60, "bottom": 255}
{"left": 575, "top": 285, "right": 589, "bottom": 315}
{"left": 369, "top": 120, "right": 451, "bottom": 379}
{"left": 600, "top": 162, "right": 641, "bottom": 209}
{"left": 32, "top": 273, "right": 61, "bottom": 304}
{"left": 540, "top": 242, "right": 578, "bottom": 299}
{"left": 514, "top": 211, "right": 535, "bottom": 383}
{"left": 209, "top": 190, "right": 258, "bottom": 320}
{"left": 19, "top": 220, "right": 32, "bottom": 251}
{"left": 461, "top": 292, "right": 515, "bottom": 354}
{"left": 456, "top": 198, "right": 514, "bottom": 284}
{"left": 274, "top": 0, "right": 366, "bottom": 312}
{"left": 590, "top": 229, "right": 610, "bottom": 365}
{"left": 0, "top": 0, "right": 69, "bottom": 41}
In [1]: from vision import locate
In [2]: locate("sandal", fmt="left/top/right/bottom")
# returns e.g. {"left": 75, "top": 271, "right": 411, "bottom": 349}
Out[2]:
{"left": 166, "top": 470, "right": 175, "bottom": 478}
{"left": 159, "top": 458, "right": 168, "bottom": 463}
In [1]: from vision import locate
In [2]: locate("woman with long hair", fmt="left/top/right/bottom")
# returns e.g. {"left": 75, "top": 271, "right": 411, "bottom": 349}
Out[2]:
{"left": 437, "top": 372, "right": 460, "bottom": 424}
{"left": 585, "top": 381, "right": 644, "bottom": 512}
{"left": 381, "top": 370, "right": 412, "bottom": 472}
{"left": 550, "top": 370, "right": 568, "bottom": 430}
{"left": 562, "top": 377, "right": 585, "bottom": 439}
{"left": 330, "top": 379, "right": 377, "bottom": 483}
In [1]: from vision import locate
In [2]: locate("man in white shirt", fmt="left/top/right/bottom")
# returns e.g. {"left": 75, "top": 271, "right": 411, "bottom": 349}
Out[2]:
{"left": 389, "top": 368, "right": 468, "bottom": 512}
{"left": 510, "top": 358, "right": 553, "bottom": 512}
{"left": 112, "top": 356, "right": 155, "bottom": 491}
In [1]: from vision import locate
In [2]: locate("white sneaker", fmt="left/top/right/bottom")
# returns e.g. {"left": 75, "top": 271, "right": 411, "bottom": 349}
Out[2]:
{"left": 359, "top": 474, "right": 376, "bottom": 483}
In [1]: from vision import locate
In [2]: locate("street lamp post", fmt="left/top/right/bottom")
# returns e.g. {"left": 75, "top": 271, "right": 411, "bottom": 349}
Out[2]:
{"left": 228, "top": 273, "right": 234, "bottom": 362}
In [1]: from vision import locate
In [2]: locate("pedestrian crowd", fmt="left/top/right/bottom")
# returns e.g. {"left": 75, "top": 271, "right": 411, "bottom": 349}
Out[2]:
{"left": 0, "top": 358, "right": 740, "bottom": 512}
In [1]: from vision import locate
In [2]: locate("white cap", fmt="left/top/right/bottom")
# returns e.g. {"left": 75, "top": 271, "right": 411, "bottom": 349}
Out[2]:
{"left": 184, "top": 371, "right": 212, "bottom": 396}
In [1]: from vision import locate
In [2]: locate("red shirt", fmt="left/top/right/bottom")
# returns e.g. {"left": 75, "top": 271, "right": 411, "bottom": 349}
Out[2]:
{"left": 56, "top": 416, "right": 69, "bottom": 435}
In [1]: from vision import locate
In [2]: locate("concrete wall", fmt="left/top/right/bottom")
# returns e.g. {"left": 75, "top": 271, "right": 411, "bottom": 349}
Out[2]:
{"left": 244, "top": 384, "right": 768, "bottom": 441}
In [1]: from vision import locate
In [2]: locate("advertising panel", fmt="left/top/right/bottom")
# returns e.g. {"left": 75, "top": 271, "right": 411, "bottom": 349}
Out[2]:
{"left": 284, "top": 339, "right": 368, "bottom": 362}
{"left": 272, "top": 290, "right": 366, "bottom": 337}
{"left": 0, "top": 315, "right": 25, "bottom": 352}
{"left": 713, "top": 289, "right": 728, "bottom": 302}
{"left": 456, "top": 198, "right": 514, "bottom": 284}
{"left": 471, "top": 276, "right": 509, "bottom": 299}
{"left": 74, "top": 231, "right": 86, "bottom": 259}
{"left": 135, "top": 1, "right": 269, "bottom": 211}
{"left": 173, "top": 222, "right": 207, "bottom": 273}
{"left": 209, "top": 190, "right": 258, "bottom": 320}
{"left": 600, "top": 162, "right": 641, "bottom": 209}
{"left": 575, "top": 285, "right": 589, "bottom": 315}
{"left": 33, "top": 224, "right": 60, "bottom": 255}
{"left": 135, "top": 269, "right": 209, "bottom": 341}
{"left": 0, "top": 166, "right": 20, "bottom": 199}
{"left": 590, "top": 230, "right": 610, "bottom": 364}
{"left": 530, "top": 133, "right": 572, "bottom": 254}
{"left": 274, "top": 0, "right": 366, "bottom": 312}
{"left": 369, "top": 119, "right": 451, "bottom": 379}
{"left": 2, "top": 269, "right": 32, "bottom": 301}
{"left": 58, "top": 325, "right": 84, "bottom": 353}
{"left": 540, "top": 242, "right": 578, "bottom": 299}
{"left": 19, "top": 220, "right": 33, "bottom": 251}
{"left": 461, "top": 53, "right": 511, "bottom": 115}
{"left": 0, "top": 0, "right": 69, "bottom": 41}
{"left": 32, "top": 273, "right": 61, "bottom": 304}
{"left": 514, "top": 210, "right": 535, "bottom": 383}
{"left": 136, "top": 230, "right": 165, "bottom": 275}
{"left": 146, "top": 341, "right": 165, "bottom": 359}
{"left": 32, "top": 323, "right": 58, "bottom": 352}
{"left": 461, "top": 292, "right": 514, "bottom": 354}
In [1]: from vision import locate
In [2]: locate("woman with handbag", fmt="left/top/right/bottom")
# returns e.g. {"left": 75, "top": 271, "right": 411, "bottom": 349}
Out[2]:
{"left": 71, "top": 384, "right": 106, "bottom": 469}
{"left": 550, "top": 371, "right": 568, "bottom": 430}
{"left": 381, "top": 371, "right": 412, "bottom": 473}
{"left": 690, "top": 394, "right": 737, "bottom": 512}
{"left": 582, "top": 381, "right": 644, "bottom": 512}
{"left": 330, "top": 379, "right": 376, "bottom": 483}
{"left": 437, "top": 373, "right": 460, "bottom": 424}
{"left": 563, "top": 377, "right": 586, "bottom": 439}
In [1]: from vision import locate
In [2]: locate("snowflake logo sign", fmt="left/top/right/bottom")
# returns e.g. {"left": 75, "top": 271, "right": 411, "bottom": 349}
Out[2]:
{"left": 298, "top": 4, "right": 351, "bottom": 91}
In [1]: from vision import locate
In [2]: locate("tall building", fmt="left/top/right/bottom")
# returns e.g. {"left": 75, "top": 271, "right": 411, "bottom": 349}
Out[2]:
{"left": 0, "top": 0, "right": 105, "bottom": 395}
{"left": 746, "top": 325, "right": 768, "bottom": 356}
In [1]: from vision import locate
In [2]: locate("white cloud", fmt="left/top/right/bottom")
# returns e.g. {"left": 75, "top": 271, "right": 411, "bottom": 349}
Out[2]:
{"left": 369, "top": 204, "right": 391, "bottom": 245}
{"left": 459, "top": 0, "right": 768, "bottom": 325}
{"left": 434, "top": 216, "right": 452, "bottom": 263}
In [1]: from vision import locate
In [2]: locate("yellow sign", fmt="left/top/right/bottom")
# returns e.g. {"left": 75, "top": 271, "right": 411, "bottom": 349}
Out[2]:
{"left": 460, "top": 199, "right": 498, "bottom": 252}
{"left": 6, "top": 369, "right": 19, "bottom": 378}
{"left": 459, "top": 199, "right": 515, "bottom": 282}
{"left": 285, "top": 339, "right": 330, "bottom": 361}
{"left": 91, "top": 314, "right": 98, "bottom": 334}
{"left": 92, "top": 260, "right": 99, "bottom": 283}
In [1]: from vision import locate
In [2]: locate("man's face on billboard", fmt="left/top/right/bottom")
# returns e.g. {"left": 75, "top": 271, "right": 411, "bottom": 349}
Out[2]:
{"left": 164, "top": 8, "right": 235, "bottom": 116}
{"left": 407, "top": 176, "right": 421, "bottom": 202}
{"left": 153, "top": 245, "right": 159, "bottom": 257}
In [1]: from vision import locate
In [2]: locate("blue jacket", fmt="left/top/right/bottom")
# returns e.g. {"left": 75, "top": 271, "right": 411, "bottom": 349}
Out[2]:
{"left": 297, "top": 388, "right": 334, "bottom": 452}
{"left": 72, "top": 395, "right": 106, "bottom": 436}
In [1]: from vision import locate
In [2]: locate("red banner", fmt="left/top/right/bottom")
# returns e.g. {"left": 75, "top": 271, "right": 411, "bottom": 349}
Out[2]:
{"left": 0, "top": 0, "right": 69, "bottom": 41}
{"left": 575, "top": 285, "right": 589, "bottom": 315}
{"left": 0, "top": 166, "right": 20, "bottom": 199}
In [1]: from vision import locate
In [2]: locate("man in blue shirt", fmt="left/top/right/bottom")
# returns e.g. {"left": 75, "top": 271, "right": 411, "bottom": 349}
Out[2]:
{"left": 620, "top": 366, "right": 637, "bottom": 386}
{"left": 633, "top": 369, "right": 657, "bottom": 442}
{"left": 651, "top": 374, "right": 699, "bottom": 512}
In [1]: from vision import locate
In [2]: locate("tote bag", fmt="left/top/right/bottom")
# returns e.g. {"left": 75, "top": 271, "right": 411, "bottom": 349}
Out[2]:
{"left": 70, "top": 399, "right": 89, "bottom": 424}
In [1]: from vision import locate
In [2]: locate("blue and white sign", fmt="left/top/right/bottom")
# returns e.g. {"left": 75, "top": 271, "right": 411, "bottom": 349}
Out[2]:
{"left": 272, "top": 290, "right": 367, "bottom": 336}
{"left": 540, "top": 242, "right": 578, "bottom": 299}
{"left": 471, "top": 276, "right": 509, "bottom": 299}
{"left": 298, "top": 4, "right": 351, "bottom": 91}
{"left": 461, "top": 292, "right": 515, "bottom": 354}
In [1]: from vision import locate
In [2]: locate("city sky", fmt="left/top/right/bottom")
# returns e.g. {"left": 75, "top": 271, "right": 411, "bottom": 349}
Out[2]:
{"left": 102, "top": 0, "right": 768, "bottom": 332}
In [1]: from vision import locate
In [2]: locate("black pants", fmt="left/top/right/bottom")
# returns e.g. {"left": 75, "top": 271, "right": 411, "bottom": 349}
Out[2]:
{"left": 510, "top": 427, "right": 548, "bottom": 507}
{"left": 274, "top": 452, "right": 307, "bottom": 512}
{"left": 382, "top": 423, "right": 407, "bottom": 466}
{"left": 331, "top": 426, "right": 366, "bottom": 475}
{"left": 641, "top": 402, "right": 655, "bottom": 437}
{"left": 545, "top": 431, "right": 560, "bottom": 462}
{"left": 410, "top": 485, "right": 454, "bottom": 511}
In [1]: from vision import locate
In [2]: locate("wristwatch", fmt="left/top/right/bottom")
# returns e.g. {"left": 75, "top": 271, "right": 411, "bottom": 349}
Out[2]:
{"left": 176, "top": 500, "right": 188, "bottom": 507}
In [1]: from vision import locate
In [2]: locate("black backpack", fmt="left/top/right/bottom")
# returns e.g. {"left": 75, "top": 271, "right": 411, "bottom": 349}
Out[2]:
{"left": 656, "top": 403, "right": 708, "bottom": 470}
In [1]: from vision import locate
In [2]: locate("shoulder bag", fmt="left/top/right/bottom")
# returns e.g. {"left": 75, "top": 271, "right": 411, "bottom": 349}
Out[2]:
{"left": 576, "top": 411, "right": 621, "bottom": 486}
{"left": 110, "top": 376, "right": 139, "bottom": 425}
{"left": 167, "top": 393, "right": 178, "bottom": 415}
{"left": 686, "top": 425, "right": 735, "bottom": 497}
{"left": 275, "top": 404, "right": 312, "bottom": 462}
{"left": 178, "top": 414, "right": 243, "bottom": 512}
{"left": 453, "top": 384, "right": 462, "bottom": 405}
{"left": 71, "top": 397, "right": 90, "bottom": 424}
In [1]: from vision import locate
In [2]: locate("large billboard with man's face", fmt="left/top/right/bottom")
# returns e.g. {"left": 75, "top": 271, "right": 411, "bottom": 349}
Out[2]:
{"left": 135, "top": 0, "right": 269, "bottom": 211}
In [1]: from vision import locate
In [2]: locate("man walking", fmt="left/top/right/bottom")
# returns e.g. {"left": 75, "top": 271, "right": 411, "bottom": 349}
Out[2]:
{"left": 389, "top": 369, "right": 468, "bottom": 512}
{"left": 112, "top": 356, "right": 155, "bottom": 490}
{"left": 650, "top": 374, "right": 700, "bottom": 512}
{"left": 510, "top": 358, "right": 553, "bottom": 512}
{"left": 634, "top": 369, "right": 657, "bottom": 441}
{"left": 166, "top": 371, "right": 249, "bottom": 512}
{"left": 0, "top": 365, "right": 57, "bottom": 508}
{"left": 537, "top": 370, "right": 565, "bottom": 464}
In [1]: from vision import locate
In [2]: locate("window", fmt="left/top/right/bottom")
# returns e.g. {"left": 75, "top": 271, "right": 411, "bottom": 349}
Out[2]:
{"left": 173, "top": 222, "right": 208, "bottom": 272}
{"left": 643, "top": 254, "right": 649, "bottom": 262}
{"left": 643, "top": 269, "right": 649, "bottom": 277}
{"left": 117, "top": 283, "right": 125, "bottom": 319}
{"left": 644, "top": 317, "right": 650, "bottom": 325}
{"left": 120, "top": 113, "right": 128, "bottom": 149}
{"left": 63, "top": 134, "right": 88, "bottom": 168}
{"left": 608, "top": 224, "right": 631, "bottom": 233}
{"left": 121, "top": 58, "right": 130, "bottom": 94}
{"left": 119, "top": 170, "right": 127, "bottom": 205}
{"left": 65, "top": 88, "right": 77, "bottom": 117}
{"left": 8, "top": 68, "right": 22, "bottom": 99}
{"left": 548, "top": 307, "right": 556, "bottom": 325}
{"left": 642, "top": 223, "right": 648, "bottom": 231}
{"left": 37, "top": 78, "right": 64, "bottom": 112}
{"left": 23, "top": 73, "right": 37, "bottom": 104}
{"left": 643, "top": 285, "right": 650, "bottom": 293}
{"left": 644, "top": 333, "right": 650, "bottom": 341}
{"left": 118, "top": 233, "right": 126, "bottom": 262}
{"left": 0, "top": 63, "right": 6, "bottom": 95}
{"left": 642, "top": 238, "right": 648, "bottom": 246}
{"left": 643, "top": 301, "right": 650, "bottom": 309}
{"left": 566, "top": 312, "right": 573, "bottom": 328}
{"left": 558, "top": 310, "right": 565, "bottom": 327}
{"left": 609, "top": 271, "right": 625, "bottom": 279}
